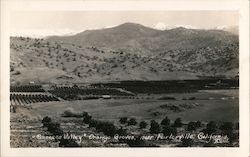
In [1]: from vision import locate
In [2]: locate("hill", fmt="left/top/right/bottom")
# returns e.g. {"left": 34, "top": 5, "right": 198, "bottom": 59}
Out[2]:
{"left": 10, "top": 23, "right": 239, "bottom": 84}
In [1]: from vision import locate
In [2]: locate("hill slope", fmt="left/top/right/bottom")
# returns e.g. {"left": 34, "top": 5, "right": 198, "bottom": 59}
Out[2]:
{"left": 10, "top": 23, "right": 239, "bottom": 84}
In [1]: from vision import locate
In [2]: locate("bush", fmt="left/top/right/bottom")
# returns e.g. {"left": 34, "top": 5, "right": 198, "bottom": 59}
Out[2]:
{"left": 62, "top": 110, "right": 90, "bottom": 118}
{"left": 173, "top": 118, "right": 182, "bottom": 127}
{"left": 119, "top": 117, "right": 128, "bottom": 124}
{"left": 150, "top": 120, "right": 161, "bottom": 134}
{"left": 139, "top": 121, "right": 148, "bottom": 129}
{"left": 127, "top": 118, "right": 137, "bottom": 126}
{"left": 62, "top": 108, "right": 76, "bottom": 117}
{"left": 161, "top": 116, "right": 170, "bottom": 126}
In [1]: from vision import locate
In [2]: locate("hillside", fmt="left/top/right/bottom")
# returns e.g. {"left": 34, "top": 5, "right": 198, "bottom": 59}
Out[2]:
{"left": 10, "top": 23, "right": 239, "bottom": 84}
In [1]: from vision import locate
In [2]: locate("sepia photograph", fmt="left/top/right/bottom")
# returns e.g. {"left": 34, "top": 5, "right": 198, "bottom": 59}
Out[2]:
{"left": 1, "top": 0, "right": 249, "bottom": 156}
{"left": 9, "top": 10, "right": 240, "bottom": 147}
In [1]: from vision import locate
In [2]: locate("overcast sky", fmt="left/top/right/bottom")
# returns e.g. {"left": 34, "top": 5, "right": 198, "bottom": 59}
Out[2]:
{"left": 10, "top": 11, "right": 238, "bottom": 37}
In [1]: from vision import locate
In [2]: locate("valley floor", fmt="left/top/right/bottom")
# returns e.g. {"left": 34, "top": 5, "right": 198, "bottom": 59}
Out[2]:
{"left": 10, "top": 89, "right": 239, "bottom": 147}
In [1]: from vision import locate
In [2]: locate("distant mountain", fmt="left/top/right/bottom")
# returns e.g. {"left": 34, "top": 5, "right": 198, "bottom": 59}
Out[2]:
{"left": 10, "top": 23, "right": 239, "bottom": 84}
{"left": 48, "top": 23, "right": 238, "bottom": 54}
{"left": 48, "top": 23, "right": 160, "bottom": 54}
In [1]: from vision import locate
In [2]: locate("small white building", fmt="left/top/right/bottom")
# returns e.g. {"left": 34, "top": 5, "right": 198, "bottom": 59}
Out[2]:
{"left": 102, "top": 95, "right": 111, "bottom": 99}
{"left": 29, "top": 81, "right": 35, "bottom": 84}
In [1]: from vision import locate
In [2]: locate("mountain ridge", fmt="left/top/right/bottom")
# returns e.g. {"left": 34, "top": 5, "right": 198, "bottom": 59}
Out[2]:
{"left": 10, "top": 22, "right": 239, "bottom": 84}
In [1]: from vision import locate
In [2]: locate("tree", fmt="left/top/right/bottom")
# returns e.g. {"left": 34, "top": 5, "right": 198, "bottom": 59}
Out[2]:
{"left": 119, "top": 117, "right": 128, "bottom": 124}
{"left": 219, "top": 122, "right": 233, "bottom": 131}
{"left": 150, "top": 120, "right": 161, "bottom": 134}
{"left": 139, "top": 121, "right": 148, "bottom": 129}
{"left": 127, "top": 118, "right": 137, "bottom": 126}
{"left": 47, "top": 122, "right": 63, "bottom": 136}
{"left": 173, "top": 118, "right": 182, "bottom": 127}
{"left": 161, "top": 116, "right": 170, "bottom": 126}
{"left": 88, "top": 119, "right": 99, "bottom": 128}
{"left": 42, "top": 116, "right": 52, "bottom": 127}
{"left": 83, "top": 114, "right": 92, "bottom": 124}
{"left": 195, "top": 121, "right": 202, "bottom": 128}
{"left": 187, "top": 122, "right": 197, "bottom": 131}
{"left": 203, "top": 121, "right": 217, "bottom": 134}
{"left": 162, "top": 126, "right": 177, "bottom": 136}
{"left": 82, "top": 111, "right": 89, "bottom": 117}
{"left": 207, "top": 121, "right": 217, "bottom": 131}
{"left": 116, "top": 127, "right": 127, "bottom": 136}
{"left": 96, "top": 121, "right": 117, "bottom": 137}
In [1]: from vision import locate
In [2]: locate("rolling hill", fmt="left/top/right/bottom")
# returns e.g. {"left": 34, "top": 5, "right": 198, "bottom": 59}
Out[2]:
{"left": 10, "top": 23, "right": 239, "bottom": 84}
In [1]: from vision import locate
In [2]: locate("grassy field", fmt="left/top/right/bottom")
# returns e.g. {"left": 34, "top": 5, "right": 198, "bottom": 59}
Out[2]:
{"left": 13, "top": 89, "right": 239, "bottom": 123}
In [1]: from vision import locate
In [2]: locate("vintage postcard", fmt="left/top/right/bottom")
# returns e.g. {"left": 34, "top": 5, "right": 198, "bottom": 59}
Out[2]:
{"left": 1, "top": 0, "right": 249, "bottom": 157}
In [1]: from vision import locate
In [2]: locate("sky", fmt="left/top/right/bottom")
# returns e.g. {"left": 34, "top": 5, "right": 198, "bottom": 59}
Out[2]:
{"left": 10, "top": 11, "right": 238, "bottom": 37}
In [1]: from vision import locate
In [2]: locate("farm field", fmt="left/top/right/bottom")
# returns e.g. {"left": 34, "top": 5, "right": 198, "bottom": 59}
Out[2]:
{"left": 10, "top": 89, "right": 239, "bottom": 147}
{"left": 13, "top": 91, "right": 238, "bottom": 122}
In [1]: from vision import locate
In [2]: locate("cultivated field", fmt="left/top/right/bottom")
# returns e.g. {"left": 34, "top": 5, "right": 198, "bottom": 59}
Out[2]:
{"left": 10, "top": 87, "right": 239, "bottom": 147}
